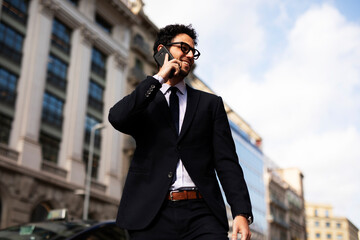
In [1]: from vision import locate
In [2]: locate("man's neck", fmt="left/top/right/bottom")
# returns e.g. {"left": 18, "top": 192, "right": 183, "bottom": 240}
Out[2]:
{"left": 165, "top": 76, "right": 184, "bottom": 86}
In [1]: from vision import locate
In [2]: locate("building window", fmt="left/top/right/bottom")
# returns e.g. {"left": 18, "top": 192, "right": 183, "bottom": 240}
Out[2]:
{"left": 314, "top": 209, "right": 318, "bottom": 217}
{"left": 0, "top": 22, "right": 24, "bottom": 64}
{"left": 315, "top": 221, "right": 319, "bottom": 227}
{"left": 316, "top": 233, "right": 321, "bottom": 238}
{"left": 135, "top": 58, "right": 144, "bottom": 71}
{"left": 325, "top": 210, "right": 329, "bottom": 217}
{"left": 95, "top": 13, "right": 112, "bottom": 33}
{"left": 280, "top": 231, "right": 286, "bottom": 240}
{"left": 336, "top": 234, "right": 343, "bottom": 240}
{"left": 0, "top": 67, "right": 18, "bottom": 106}
{"left": 134, "top": 34, "right": 144, "bottom": 46}
{"left": 84, "top": 115, "right": 102, "bottom": 148}
{"left": 83, "top": 150, "right": 100, "bottom": 179}
{"left": 41, "top": 92, "right": 64, "bottom": 128}
{"left": 133, "top": 33, "right": 150, "bottom": 55}
{"left": 51, "top": 18, "right": 71, "bottom": 54}
{"left": 88, "top": 81, "right": 104, "bottom": 112}
{"left": 326, "top": 222, "right": 330, "bottom": 227}
{"left": 67, "top": 0, "right": 79, "bottom": 6}
{"left": 40, "top": 132, "right": 60, "bottom": 163}
{"left": 47, "top": 55, "right": 68, "bottom": 91}
{"left": 327, "top": 234, "right": 332, "bottom": 239}
{"left": 130, "top": 58, "right": 146, "bottom": 84}
{"left": 0, "top": 113, "right": 12, "bottom": 144}
{"left": 336, "top": 223, "right": 341, "bottom": 228}
{"left": 1, "top": 0, "right": 29, "bottom": 25}
{"left": 91, "top": 48, "right": 106, "bottom": 78}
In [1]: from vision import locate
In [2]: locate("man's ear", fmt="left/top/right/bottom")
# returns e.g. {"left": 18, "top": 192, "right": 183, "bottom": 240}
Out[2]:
{"left": 157, "top": 44, "right": 164, "bottom": 52}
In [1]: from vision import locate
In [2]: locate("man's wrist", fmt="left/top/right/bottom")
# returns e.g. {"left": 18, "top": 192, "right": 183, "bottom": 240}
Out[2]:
{"left": 237, "top": 214, "right": 253, "bottom": 225}
{"left": 153, "top": 74, "right": 165, "bottom": 84}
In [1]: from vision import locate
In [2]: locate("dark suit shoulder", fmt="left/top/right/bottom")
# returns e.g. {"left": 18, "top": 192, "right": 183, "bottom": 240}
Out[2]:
{"left": 186, "top": 84, "right": 221, "bottom": 100}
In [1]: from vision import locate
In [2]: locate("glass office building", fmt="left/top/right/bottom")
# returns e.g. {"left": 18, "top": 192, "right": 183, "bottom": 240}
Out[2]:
{"left": 228, "top": 120, "right": 267, "bottom": 240}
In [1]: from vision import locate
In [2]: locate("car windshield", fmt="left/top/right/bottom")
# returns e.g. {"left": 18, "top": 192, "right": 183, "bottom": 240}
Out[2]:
{"left": 0, "top": 221, "right": 90, "bottom": 240}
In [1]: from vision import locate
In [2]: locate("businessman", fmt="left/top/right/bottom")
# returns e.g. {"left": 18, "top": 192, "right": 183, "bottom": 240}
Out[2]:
{"left": 109, "top": 24, "right": 252, "bottom": 240}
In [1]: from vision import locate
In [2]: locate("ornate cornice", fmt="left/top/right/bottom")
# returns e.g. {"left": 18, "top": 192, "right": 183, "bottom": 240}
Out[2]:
{"left": 80, "top": 24, "right": 99, "bottom": 47}
{"left": 40, "top": 0, "right": 60, "bottom": 17}
{"left": 113, "top": 52, "right": 127, "bottom": 70}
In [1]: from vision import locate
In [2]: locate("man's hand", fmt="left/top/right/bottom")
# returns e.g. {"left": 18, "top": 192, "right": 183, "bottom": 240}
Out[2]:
{"left": 157, "top": 53, "right": 182, "bottom": 82}
{"left": 231, "top": 215, "right": 251, "bottom": 240}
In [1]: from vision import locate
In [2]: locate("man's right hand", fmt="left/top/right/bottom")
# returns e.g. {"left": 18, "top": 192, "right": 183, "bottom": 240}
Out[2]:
{"left": 157, "top": 54, "right": 182, "bottom": 82}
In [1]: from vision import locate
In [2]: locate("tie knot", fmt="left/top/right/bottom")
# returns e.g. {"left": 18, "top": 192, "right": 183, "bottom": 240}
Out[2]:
{"left": 170, "top": 87, "right": 178, "bottom": 94}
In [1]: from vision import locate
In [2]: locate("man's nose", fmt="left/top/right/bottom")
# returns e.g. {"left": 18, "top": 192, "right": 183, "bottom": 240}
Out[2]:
{"left": 186, "top": 50, "right": 194, "bottom": 58}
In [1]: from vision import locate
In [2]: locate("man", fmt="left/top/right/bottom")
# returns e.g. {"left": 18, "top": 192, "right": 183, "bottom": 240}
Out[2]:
{"left": 108, "top": 24, "right": 252, "bottom": 240}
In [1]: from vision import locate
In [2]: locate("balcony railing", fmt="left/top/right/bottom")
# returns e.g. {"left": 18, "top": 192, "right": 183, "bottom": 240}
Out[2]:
{"left": 128, "top": 67, "right": 146, "bottom": 86}
{"left": 269, "top": 214, "right": 290, "bottom": 229}
{"left": 132, "top": 37, "right": 151, "bottom": 57}
{"left": 270, "top": 195, "right": 288, "bottom": 210}
{"left": 0, "top": 143, "right": 19, "bottom": 161}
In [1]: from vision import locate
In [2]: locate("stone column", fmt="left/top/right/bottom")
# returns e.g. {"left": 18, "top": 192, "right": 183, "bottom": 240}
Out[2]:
{"left": 99, "top": 51, "right": 128, "bottom": 199}
{"left": 58, "top": 25, "right": 96, "bottom": 185}
{"left": 9, "top": 0, "right": 56, "bottom": 170}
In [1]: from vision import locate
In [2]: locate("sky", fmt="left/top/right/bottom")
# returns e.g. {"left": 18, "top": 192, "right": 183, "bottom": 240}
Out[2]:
{"left": 141, "top": 0, "right": 360, "bottom": 228}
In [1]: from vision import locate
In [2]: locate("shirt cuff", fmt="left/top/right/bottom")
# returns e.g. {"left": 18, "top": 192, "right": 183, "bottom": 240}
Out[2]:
{"left": 153, "top": 74, "right": 165, "bottom": 84}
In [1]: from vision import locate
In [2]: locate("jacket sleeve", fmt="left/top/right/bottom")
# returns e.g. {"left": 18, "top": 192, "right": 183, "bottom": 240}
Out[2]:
{"left": 108, "top": 76, "right": 162, "bottom": 135}
{"left": 212, "top": 96, "right": 253, "bottom": 220}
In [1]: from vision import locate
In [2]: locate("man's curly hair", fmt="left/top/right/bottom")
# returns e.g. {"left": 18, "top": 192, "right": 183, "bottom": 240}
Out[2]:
{"left": 153, "top": 24, "right": 198, "bottom": 55}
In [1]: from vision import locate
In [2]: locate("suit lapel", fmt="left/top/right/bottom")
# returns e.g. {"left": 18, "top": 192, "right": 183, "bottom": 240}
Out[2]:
{"left": 178, "top": 85, "right": 200, "bottom": 141}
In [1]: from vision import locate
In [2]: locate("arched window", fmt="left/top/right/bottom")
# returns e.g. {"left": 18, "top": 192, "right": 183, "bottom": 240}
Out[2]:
{"left": 31, "top": 202, "right": 52, "bottom": 222}
{"left": 134, "top": 33, "right": 144, "bottom": 45}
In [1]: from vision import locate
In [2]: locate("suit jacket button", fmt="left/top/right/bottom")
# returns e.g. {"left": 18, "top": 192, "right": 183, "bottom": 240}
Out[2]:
{"left": 168, "top": 172, "right": 173, "bottom": 178}
{"left": 150, "top": 84, "right": 155, "bottom": 89}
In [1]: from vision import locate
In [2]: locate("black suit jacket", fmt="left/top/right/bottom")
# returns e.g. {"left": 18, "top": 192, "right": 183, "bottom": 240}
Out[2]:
{"left": 108, "top": 76, "right": 252, "bottom": 230}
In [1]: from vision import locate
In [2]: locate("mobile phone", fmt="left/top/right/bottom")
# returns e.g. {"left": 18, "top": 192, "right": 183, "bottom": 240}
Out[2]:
{"left": 153, "top": 46, "right": 174, "bottom": 66}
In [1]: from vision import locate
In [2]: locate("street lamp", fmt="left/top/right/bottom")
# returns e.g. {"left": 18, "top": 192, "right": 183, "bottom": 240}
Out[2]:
{"left": 83, "top": 123, "right": 106, "bottom": 220}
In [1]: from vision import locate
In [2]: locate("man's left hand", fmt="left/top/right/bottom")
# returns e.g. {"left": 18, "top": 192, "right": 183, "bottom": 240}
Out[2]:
{"left": 231, "top": 215, "right": 251, "bottom": 240}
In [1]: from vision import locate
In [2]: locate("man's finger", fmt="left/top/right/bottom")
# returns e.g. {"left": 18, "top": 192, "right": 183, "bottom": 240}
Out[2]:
{"left": 232, "top": 227, "right": 238, "bottom": 240}
{"left": 164, "top": 53, "right": 169, "bottom": 63}
{"left": 232, "top": 232, "right": 237, "bottom": 240}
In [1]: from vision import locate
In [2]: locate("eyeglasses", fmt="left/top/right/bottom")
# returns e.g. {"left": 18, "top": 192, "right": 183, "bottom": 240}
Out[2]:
{"left": 166, "top": 42, "right": 201, "bottom": 60}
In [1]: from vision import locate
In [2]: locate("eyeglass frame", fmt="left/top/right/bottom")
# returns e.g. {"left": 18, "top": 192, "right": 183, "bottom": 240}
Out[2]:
{"left": 166, "top": 42, "right": 201, "bottom": 60}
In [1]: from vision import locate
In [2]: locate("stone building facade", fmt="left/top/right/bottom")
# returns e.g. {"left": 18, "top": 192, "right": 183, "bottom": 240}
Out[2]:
{"left": 0, "top": 0, "right": 142, "bottom": 227}
{"left": 265, "top": 158, "right": 307, "bottom": 240}
{"left": 305, "top": 203, "right": 359, "bottom": 240}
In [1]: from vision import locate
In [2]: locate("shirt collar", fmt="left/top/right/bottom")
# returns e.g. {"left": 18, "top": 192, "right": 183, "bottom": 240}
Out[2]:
{"left": 161, "top": 80, "right": 186, "bottom": 95}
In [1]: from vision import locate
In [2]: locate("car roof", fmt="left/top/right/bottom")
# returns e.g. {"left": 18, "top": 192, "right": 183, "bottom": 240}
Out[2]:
{"left": 0, "top": 219, "right": 118, "bottom": 240}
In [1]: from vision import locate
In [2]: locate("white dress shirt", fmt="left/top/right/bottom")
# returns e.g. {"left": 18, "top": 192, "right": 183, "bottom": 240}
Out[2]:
{"left": 154, "top": 75, "right": 196, "bottom": 190}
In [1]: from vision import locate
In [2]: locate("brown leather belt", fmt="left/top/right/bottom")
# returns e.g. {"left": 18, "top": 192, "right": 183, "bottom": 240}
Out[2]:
{"left": 168, "top": 190, "right": 203, "bottom": 201}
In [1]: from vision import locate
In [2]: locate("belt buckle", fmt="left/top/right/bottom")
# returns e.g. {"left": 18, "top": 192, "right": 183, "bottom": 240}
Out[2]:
{"left": 169, "top": 190, "right": 180, "bottom": 201}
